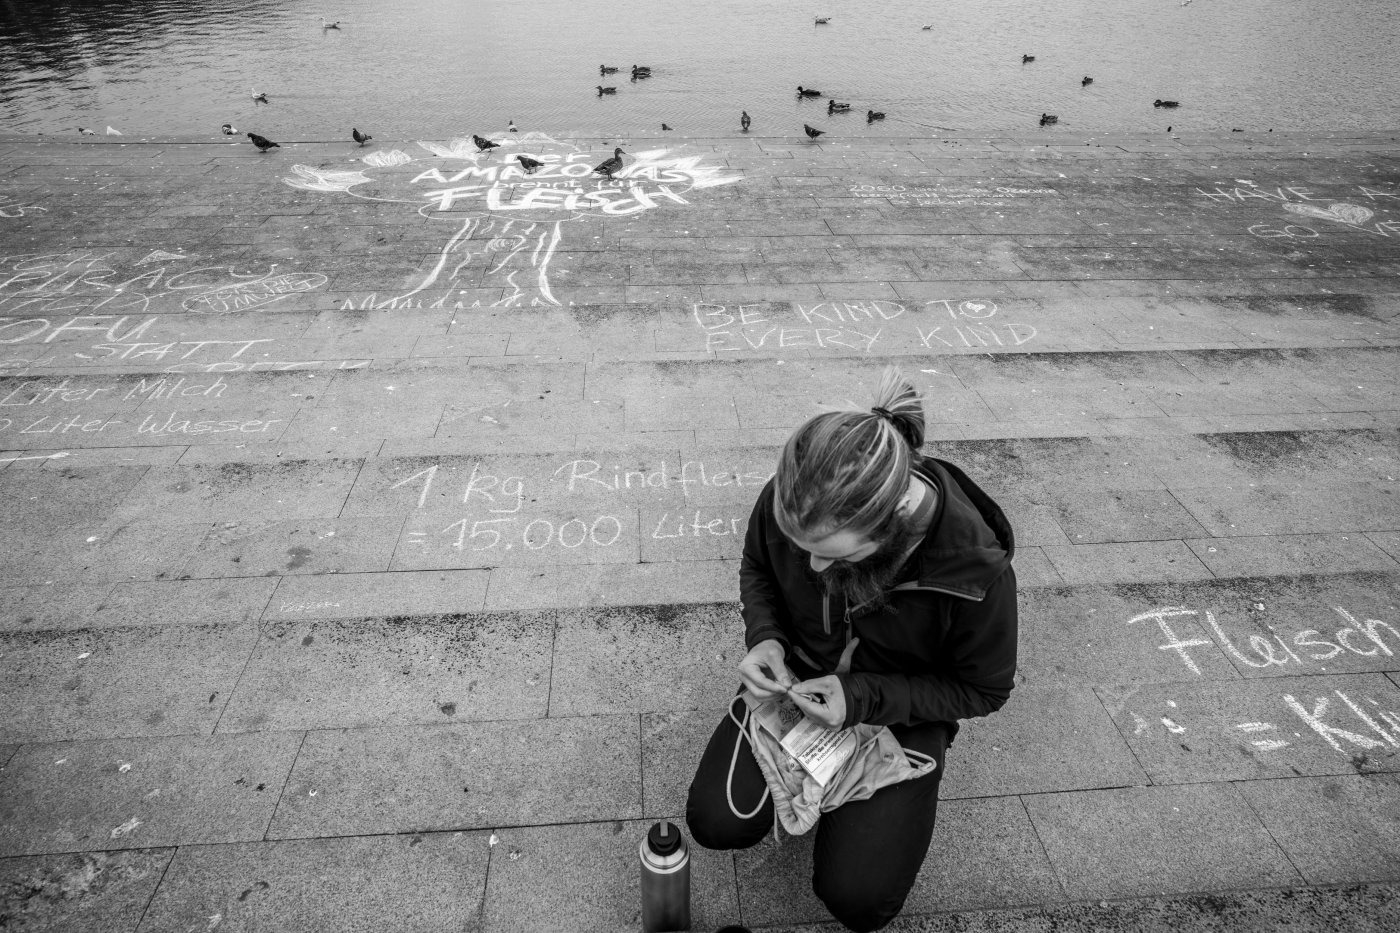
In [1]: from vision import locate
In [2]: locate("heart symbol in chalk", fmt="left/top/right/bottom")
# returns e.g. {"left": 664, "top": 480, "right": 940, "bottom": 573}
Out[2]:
{"left": 958, "top": 299, "right": 997, "bottom": 317}
{"left": 1281, "top": 201, "right": 1374, "bottom": 226}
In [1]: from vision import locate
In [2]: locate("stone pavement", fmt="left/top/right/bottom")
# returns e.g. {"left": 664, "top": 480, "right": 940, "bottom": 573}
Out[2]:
{"left": 1, "top": 128, "right": 1399, "bottom": 931}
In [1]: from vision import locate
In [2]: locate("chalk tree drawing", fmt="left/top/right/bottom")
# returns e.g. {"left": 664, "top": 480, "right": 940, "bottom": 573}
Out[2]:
{"left": 282, "top": 132, "right": 742, "bottom": 309}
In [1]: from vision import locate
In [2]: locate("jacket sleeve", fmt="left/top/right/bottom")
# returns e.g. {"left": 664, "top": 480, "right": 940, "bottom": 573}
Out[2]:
{"left": 739, "top": 483, "right": 791, "bottom": 651}
{"left": 839, "top": 566, "right": 1018, "bottom": 727}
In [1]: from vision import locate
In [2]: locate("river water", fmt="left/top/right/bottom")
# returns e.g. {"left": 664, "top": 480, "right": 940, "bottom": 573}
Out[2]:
{"left": 1, "top": 0, "right": 1396, "bottom": 138}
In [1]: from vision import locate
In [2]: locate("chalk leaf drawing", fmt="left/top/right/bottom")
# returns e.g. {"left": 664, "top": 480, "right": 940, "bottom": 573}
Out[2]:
{"left": 1281, "top": 201, "right": 1375, "bottom": 227}
{"left": 281, "top": 131, "right": 742, "bottom": 309}
{"left": 362, "top": 149, "right": 412, "bottom": 168}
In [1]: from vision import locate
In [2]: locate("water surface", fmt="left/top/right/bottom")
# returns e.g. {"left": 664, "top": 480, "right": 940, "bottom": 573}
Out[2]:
{"left": 1, "top": 0, "right": 1396, "bottom": 138}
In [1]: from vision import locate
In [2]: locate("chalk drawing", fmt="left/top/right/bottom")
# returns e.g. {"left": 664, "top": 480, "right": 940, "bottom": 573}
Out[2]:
{"left": 846, "top": 184, "right": 1057, "bottom": 208}
{"left": 693, "top": 298, "right": 1036, "bottom": 355}
{"left": 137, "top": 250, "right": 186, "bottom": 266}
{"left": 387, "top": 457, "right": 773, "bottom": 514}
{"left": 1129, "top": 603, "right": 1399, "bottom": 677}
{"left": 0, "top": 251, "right": 328, "bottom": 319}
{"left": 406, "top": 514, "right": 625, "bottom": 553}
{"left": 0, "top": 193, "right": 46, "bottom": 219}
{"left": 0, "top": 451, "right": 69, "bottom": 464}
{"left": 1195, "top": 183, "right": 1400, "bottom": 239}
{"left": 282, "top": 131, "right": 742, "bottom": 309}
{"left": 362, "top": 150, "right": 412, "bottom": 168}
{"left": 1127, "top": 686, "right": 1400, "bottom": 762}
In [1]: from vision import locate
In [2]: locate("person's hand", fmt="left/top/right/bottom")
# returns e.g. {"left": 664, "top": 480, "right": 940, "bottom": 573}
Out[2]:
{"left": 789, "top": 675, "right": 846, "bottom": 729}
{"left": 737, "top": 639, "right": 794, "bottom": 699}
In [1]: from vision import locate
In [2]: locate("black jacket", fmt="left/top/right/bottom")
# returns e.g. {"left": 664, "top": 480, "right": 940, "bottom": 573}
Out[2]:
{"left": 739, "top": 456, "right": 1018, "bottom": 729}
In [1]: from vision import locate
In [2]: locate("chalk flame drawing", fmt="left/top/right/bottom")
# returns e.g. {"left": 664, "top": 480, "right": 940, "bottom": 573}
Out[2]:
{"left": 282, "top": 132, "right": 742, "bottom": 309}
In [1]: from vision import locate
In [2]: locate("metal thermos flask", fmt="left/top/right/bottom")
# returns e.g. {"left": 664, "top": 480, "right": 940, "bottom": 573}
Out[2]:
{"left": 639, "top": 820, "right": 691, "bottom": 932}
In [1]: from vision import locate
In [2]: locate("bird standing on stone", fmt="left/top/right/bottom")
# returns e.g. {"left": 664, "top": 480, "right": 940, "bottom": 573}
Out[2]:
{"left": 473, "top": 134, "right": 501, "bottom": 151}
{"left": 867, "top": 110, "right": 885, "bottom": 123}
{"left": 804, "top": 124, "right": 824, "bottom": 139}
{"left": 247, "top": 132, "right": 280, "bottom": 151}
{"left": 516, "top": 155, "right": 544, "bottom": 174}
{"left": 797, "top": 86, "right": 822, "bottom": 97}
{"left": 221, "top": 123, "right": 237, "bottom": 135}
{"left": 352, "top": 128, "right": 371, "bottom": 146}
{"left": 741, "top": 111, "right": 751, "bottom": 131}
{"left": 592, "top": 147, "right": 625, "bottom": 176}
{"left": 597, "top": 85, "right": 617, "bottom": 96}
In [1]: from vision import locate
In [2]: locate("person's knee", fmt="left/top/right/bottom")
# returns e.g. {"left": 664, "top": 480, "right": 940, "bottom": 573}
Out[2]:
{"left": 685, "top": 781, "right": 769, "bottom": 851}
{"left": 812, "top": 870, "right": 907, "bottom": 932}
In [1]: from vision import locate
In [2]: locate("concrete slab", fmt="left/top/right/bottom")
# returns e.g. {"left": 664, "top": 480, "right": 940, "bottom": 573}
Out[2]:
{"left": 549, "top": 604, "right": 740, "bottom": 716}
{"left": 0, "top": 848, "right": 174, "bottom": 933}
{"left": 1186, "top": 532, "right": 1400, "bottom": 578}
{"left": 1237, "top": 774, "right": 1400, "bottom": 885}
{"left": 107, "top": 458, "right": 364, "bottom": 524}
{"left": 1171, "top": 481, "right": 1400, "bottom": 537}
{"left": 1368, "top": 531, "right": 1400, "bottom": 564}
{"left": 0, "top": 582, "right": 113, "bottom": 632}
{"left": 0, "top": 731, "right": 301, "bottom": 856}
{"left": 1045, "top": 488, "right": 1210, "bottom": 543}
{"left": 218, "top": 612, "right": 554, "bottom": 732}
{"left": 0, "top": 623, "right": 256, "bottom": 743}
{"left": 800, "top": 883, "right": 1400, "bottom": 933}
{"left": 264, "top": 569, "right": 489, "bottom": 620}
{"left": 481, "top": 820, "right": 740, "bottom": 933}
{"left": 902, "top": 796, "right": 1066, "bottom": 915}
{"left": 484, "top": 561, "right": 737, "bottom": 611}
{"left": 1041, "top": 540, "right": 1215, "bottom": 584}
{"left": 1023, "top": 783, "right": 1301, "bottom": 900}
{"left": 93, "top": 577, "right": 276, "bottom": 629}
{"left": 640, "top": 708, "right": 725, "bottom": 818}
{"left": 269, "top": 715, "right": 641, "bottom": 839}
{"left": 135, "top": 832, "right": 490, "bottom": 933}
{"left": 181, "top": 516, "right": 399, "bottom": 578}
{"left": 941, "top": 685, "right": 1147, "bottom": 799}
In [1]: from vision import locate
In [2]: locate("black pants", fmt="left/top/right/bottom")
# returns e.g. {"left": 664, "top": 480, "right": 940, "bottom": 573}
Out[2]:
{"left": 685, "top": 703, "right": 950, "bottom": 933}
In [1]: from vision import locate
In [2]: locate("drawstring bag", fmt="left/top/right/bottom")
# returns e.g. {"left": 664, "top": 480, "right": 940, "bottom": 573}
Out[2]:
{"left": 725, "top": 689, "right": 937, "bottom": 835}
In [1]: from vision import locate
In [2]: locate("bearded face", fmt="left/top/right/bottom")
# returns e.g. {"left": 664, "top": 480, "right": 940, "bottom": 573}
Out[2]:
{"left": 806, "top": 511, "right": 923, "bottom": 609}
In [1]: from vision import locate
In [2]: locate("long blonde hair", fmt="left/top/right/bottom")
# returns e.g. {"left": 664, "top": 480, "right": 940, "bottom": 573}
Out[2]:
{"left": 774, "top": 367, "right": 926, "bottom": 542}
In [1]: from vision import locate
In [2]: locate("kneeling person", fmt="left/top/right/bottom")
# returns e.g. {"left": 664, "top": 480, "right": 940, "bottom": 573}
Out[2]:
{"left": 685, "top": 369, "right": 1019, "bottom": 932}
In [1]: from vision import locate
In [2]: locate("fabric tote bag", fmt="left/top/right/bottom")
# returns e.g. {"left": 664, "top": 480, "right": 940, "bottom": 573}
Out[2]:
{"left": 723, "top": 689, "right": 937, "bottom": 835}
